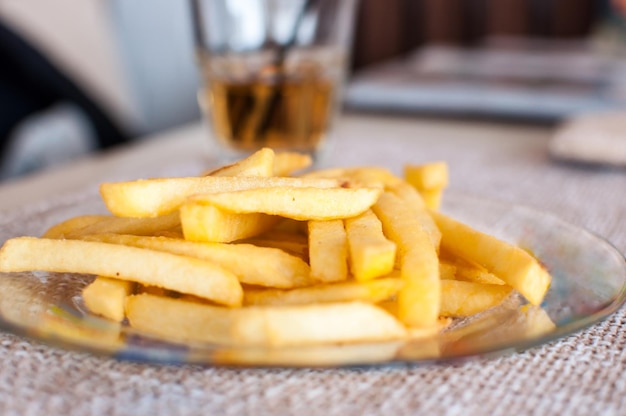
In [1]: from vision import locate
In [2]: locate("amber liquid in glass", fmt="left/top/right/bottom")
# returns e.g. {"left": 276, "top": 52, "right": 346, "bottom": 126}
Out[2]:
{"left": 204, "top": 77, "right": 335, "bottom": 154}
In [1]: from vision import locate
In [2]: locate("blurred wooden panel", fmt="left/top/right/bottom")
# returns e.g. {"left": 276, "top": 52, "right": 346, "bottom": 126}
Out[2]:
{"left": 423, "top": 0, "right": 466, "bottom": 44}
{"left": 551, "top": 0, "right": 595, "bottom": 37}
{"left": 352, "top": 0, "right": 408, "bottom": 68}
{"left": 486, "top": 0, "right": 530, "bottom": 36}
{"left": 351, "top": 0, "right": 600, "bottom": 69}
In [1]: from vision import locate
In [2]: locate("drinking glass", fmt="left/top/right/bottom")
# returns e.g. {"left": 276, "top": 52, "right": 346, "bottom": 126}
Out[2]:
{"left": 191, "top": 0, "right": 358, "bottom": 163}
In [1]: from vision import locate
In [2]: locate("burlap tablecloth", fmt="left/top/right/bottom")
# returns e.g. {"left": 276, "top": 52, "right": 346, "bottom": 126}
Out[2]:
{"left": 0, "top": 116, "right": 624, "bottom": 415}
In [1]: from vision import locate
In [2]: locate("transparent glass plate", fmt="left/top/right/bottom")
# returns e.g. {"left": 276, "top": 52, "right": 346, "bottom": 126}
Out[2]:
{"left": 0, "top": 192, "right": 624, "bottom": 368}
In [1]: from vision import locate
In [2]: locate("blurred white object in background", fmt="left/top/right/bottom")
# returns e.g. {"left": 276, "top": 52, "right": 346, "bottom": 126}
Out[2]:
{"left": 0, "top": 103, "right": 98, "bottom": 179}
{"left": 108, "top": 0, "right": 200, "bottom": 136}
{"left": 0, "top": 0, "right": 139, "bottom": 134}
{"left": 0, "top": 0, "right": 201, "bottom": 138}
{"left": 550, "top": 111, "right": 626, "bottom": 167}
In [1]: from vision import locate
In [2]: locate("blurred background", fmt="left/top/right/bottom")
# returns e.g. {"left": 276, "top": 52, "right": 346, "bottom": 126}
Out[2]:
{"left": 0, "top": 0, "right": 624, "bottom": 178}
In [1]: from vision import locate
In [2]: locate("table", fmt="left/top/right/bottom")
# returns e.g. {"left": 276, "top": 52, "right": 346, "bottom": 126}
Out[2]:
{"left": 0, "top": 115, "right": 624, "bottom": 415}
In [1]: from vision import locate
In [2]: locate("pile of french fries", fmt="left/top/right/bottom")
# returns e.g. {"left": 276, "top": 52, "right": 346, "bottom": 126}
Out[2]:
{"left": 0, "top": 148, "right": 552, "bottom": 348}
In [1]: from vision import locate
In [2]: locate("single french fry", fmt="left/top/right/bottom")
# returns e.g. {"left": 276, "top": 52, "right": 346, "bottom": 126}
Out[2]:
{"left": 308, "top": 220, "right": 348, "bottom": 282}
{"left": 386, "top": 180, "right": 427, "bottom": 209}
{"left": 125, "top": 294, "right": 236, "bottom": 345}
{"left": 387, "top": 180, "right": 441, "bottom": 247}
{"left": 82, "top": 276, "right": 135, "bottom": 322}
{"left": 399, "top": 249, "right": 441, "bottom": 327}
{"left": 379, "top": 300, "right": 451, "bottom": 339}
{"left": 439, "top": 250, "right": 503, "bottom": 283}
{"left": 420, "top": 189, "right": 444, "bottom": 211}
{"left": 188, "top": 186, "right": 382, "bottom": 221}
{"left": 180, "top": 203, "right": 280, "bottom": 243}
{"left": 243, "top": 277, "right": 403, "bottom": 306}
{"left": 0, "top": 237, "right": 243, "bottom": 306}
{"left": 304, "top": 166, "right": 396, "bottom": 188}
{"left": 213, "top": 339, "right": 403, "bottom": 367}
{"left": 440, "top": 258, "right": 506, "bottom": 285}
{"left": 431, "top": 211, "right": 551, "bottom": 305}
{"left": 345, "top": 210, "right": 396, "bottom": 281}
{"left": 404, "top": 161, "right": 449, "bottom": 190}
{"left": 404, "top": 162, "right": 449, "bottom": 210}
{"left": 82, "top": 234, "right": 315, "bottom": 289}
{"left": 440, "top": 280, "right": 513, "bottom": 317}
{"left": 61, "top": 212, "right": 181, "bottom": 239}
{"left": 203, "top": 147, "right": 275, "bottom": 177}
{"left": 232, "top": 301, "right": 408, "bottom": 347}
{"left": 372, "top": 191, "right": 440, "bottom": 327}
{"left": 100, "top": 176, "right": 343, "bottom": 218}
{"left": 273, "top": 151, "right": 312, "bottom": 176}
{"left": 126, "top": 294, "right": 407, "bottom": 347}
{"left": 42, "top": 215, "right": 110, "bottom": 239}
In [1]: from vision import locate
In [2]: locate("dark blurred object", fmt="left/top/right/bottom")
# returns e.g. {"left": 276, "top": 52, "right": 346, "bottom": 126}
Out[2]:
{"left": 0, "top": 19, "right": 130, "bottom": 175}
{"left": 346, "top": 0, "right": 626, "bottom": 122}
{"left": 352, "top": 0, "right": 599, "bottom": 69}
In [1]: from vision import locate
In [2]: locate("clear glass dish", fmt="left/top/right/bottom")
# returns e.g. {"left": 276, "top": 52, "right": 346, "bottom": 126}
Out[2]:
{"left": 0, "top": 192, "right": 624, "bottom": 367}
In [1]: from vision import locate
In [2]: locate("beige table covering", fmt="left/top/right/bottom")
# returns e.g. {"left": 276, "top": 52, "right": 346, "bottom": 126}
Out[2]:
{"left": 0, "top": 115, "right": 624, "bottom": 415}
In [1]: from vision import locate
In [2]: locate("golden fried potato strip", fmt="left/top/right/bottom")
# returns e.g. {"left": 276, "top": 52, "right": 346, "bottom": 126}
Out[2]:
{"left": 0, "top": 237, "right": 243, "bottom": 306}
{"left": 432, "top": 211, "right": 551, "bottom": 305}
{"left": 126, "top": 294, "right": 407, "bottom": 347}
{"left": 82, "top": 276, "right": 135, "bottom": 322}
{"left": 100, "top": 176, "right": 343, "bottom": 218}
{"left": 180, "top": 203, "right": 280, "bottom": 243}
{"left": 43, "top": 215, "right": 111, "bottom": 239}
{"left": 345, "top": 210, "right": 396, "bottom": 281}
{"left": 308, "top": 220, "right": 348, "bottom": 282}
{"left": 83, "top": 233, "right": 315, "bottom": 289}
{"left": 273, "top": 151, "right": 313, "bottom": 176}
{"left": 372, "top": 192, "right": 440, "bottom": 328}
{"left": 203, "top": 147, "right": 275, "bottom": 177}
{"left": 243, "top": 277, "right": 403, "bottom": 306}
{"left": 440, "top": 280, "right": 513, "bottom": 317}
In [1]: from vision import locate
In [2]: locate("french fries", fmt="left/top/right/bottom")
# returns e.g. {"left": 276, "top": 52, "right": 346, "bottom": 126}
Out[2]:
{"left": 127, "top": 294, "right": 407, "bottom": 347}
{"left": 0, "top": 237, "right": 243, "bottom": 307}
{"left": 82, "top": 233, "right": 315, "bottom": 289}
{"left": 48, "top": 212, "right": 181, "bottom": 240}
{"left": 345, "top": 210, "right": 396, "bottom": 281}
{"left": 404, "top": 161, "right": 449, "bottom": 210}
{"left": 101, "top": 176, "right": 344, "bottom": 218}
{"left": 180, "top": 203, "right": 280, "bottom": 243}
{"left": 243, "top": 277, "right": 403, "bottom": 306}
{"left": 440, "top": 280, "right": 513, "bottom": 317}
{"left": 42, "top": 215, "right": 110, "bottom": 239}
{"left": 203, "top": 147, "right": 275, "bottom": 177}
{"left": 372, "top": 191, "right": 441, "bottom": 328}
{"left": 187, "top": 186, "right": 382, "bottom": 221}
{"left": 0, "top": 150, "right": 554, "bottom": 352}
{"left": 432, "top": 211, "right": 551, "bottom": 305}
{"left": 308, "top": 220, "right": 348, "bottom": 282}
{"left": 82, "top": 277, "right": 135, "bottom": 322}
{"left": 272, "top": 151, "right": 313, "bottom": 176}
